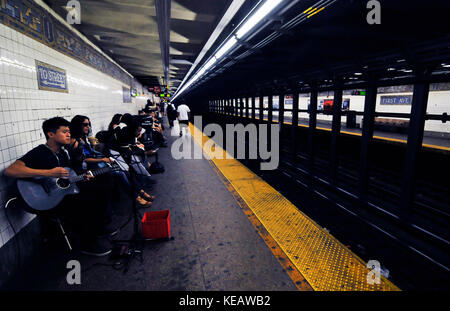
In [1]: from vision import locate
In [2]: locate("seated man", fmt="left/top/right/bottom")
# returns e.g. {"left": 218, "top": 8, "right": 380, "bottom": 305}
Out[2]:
{"left": 4, "top": 117, "right": 112, "bottom": 256}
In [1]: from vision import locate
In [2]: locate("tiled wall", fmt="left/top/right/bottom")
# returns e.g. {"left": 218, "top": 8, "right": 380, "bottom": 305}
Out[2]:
{"left": 0, "top": 22, "right": 150, "bottom": 248}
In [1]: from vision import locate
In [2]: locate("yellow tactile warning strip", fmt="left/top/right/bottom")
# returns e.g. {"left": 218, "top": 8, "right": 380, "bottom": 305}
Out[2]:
{"left": 188, "top": 123, "right": 401, "bottom": 291}
{"left": 209, "top": 160, "right": 313, "bottom": 291}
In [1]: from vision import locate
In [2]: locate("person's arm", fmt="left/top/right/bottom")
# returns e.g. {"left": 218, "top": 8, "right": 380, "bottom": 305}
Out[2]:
{"left": 5, "top": 160, "right": 69, "bottom": 178}
{"left": 69, "top": 138, "right": 112, "bottom": 165}
{"left": 84, "top": 157, "right": 113, "bottom": 164}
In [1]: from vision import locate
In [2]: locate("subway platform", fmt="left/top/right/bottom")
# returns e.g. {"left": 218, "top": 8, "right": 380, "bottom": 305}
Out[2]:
{"left": 2, "top": 118, "right": 399, "bottom": 291}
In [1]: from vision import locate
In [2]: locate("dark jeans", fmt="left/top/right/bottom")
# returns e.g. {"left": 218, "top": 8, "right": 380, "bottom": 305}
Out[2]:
{"left": 49, "top": 174, "right": 114, "bottom": 243}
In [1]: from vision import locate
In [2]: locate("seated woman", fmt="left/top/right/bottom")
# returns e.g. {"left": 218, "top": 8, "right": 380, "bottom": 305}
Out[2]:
{"left": 108, "top": 113, "right": 123, "bottom": 132}
{"left": 109, "top": 114, "right": 159, "bottom": 187}
{"left": 69, "top": 115, "right": 154, "bottom": 208}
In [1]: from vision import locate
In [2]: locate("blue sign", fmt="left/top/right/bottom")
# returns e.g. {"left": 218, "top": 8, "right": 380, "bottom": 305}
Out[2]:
{"left": 35, "top": 60, "right": 68, "bottom": 93}
{"left": 342, "top": 99, "right": 350, "bottom": 110}
{"left": 380, "top": 95, "right": 412, "bottom": 105}
{"left": 123, "top": 87, "right": 131, "bottom": 103}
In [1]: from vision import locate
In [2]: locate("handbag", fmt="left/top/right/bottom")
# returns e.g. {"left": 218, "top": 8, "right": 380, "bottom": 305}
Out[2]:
{"left": 149, "top": 161, "right": 165, "bottom": 174}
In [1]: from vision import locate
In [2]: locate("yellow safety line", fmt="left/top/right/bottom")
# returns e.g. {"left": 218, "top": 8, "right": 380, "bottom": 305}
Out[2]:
{"left": 188, "top": 123, "right": 400, "bottom": 291}
{"left": 306, "top": 7, "right": 318, "bottom": 15}
{"left": 303, "top": 6, "right": 314, "bottom": 14}
{"left": 217, "top": 113, "right": 450, "bottom": 152}
{"left": 307, "top": 7, "right": 325, "bottom": 18}
{"left": 208, "top": 161, "right": 313, "bottom": 291}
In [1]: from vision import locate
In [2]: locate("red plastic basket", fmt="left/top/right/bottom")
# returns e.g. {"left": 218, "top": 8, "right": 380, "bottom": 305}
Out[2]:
{"left": 141, "top": 210, "right": 170, "bottom": 239}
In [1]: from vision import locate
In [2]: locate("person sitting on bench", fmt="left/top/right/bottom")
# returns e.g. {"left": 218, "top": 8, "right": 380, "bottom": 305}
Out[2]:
{"left": 4, "top": 117, "right": 113, "bottom": 256}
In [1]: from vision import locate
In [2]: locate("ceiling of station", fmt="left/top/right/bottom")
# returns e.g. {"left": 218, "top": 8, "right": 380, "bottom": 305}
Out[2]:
{"left": 43, "top": 0, "right": 232, "bottom": 88}
{"left": 169, "top": 0, "right": 232, "bottom": 90}
{"left": 42, "top": 0, "right": 450, "bottom": 99}
{"left": 182, "top": 0, "right": 450, "bottom": 99}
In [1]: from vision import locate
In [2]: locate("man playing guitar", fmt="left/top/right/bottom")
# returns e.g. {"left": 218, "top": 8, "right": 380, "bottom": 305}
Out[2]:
{"left": 5, "top": 117, "right": 113, "bottom": 256}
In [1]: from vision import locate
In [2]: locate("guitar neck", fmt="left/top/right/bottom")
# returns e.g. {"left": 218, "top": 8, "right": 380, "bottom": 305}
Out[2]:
{"left": 69, "top": 166, "right": 113, "bottom": 183}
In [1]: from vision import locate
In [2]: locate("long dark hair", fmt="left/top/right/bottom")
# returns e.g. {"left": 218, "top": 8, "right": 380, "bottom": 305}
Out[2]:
{"left": 108, "top": 114, "right": 122, "bottom": 131}
{"left": 115, "top": 114, "right": 141, "bottom": 145}
{"left": 70, "top": 115, "right": 90, "bottom": 140}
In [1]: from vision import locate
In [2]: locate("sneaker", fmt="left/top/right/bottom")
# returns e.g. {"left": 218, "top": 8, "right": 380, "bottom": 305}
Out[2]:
{"left": 139, "top": 190, "right": 155, "bottom": 201}
{"left": 81, "top": 239, "right": 112, "bottom": 257}
{"left": 136, "top": 195, "right": 152, "bottom": 208}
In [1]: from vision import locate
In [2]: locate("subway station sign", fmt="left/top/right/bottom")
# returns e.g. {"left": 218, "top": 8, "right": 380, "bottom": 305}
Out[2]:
{"left": 380, "top": 95, "right": 413, "bottom": 105}
{"left": 123, "top": 87, "right": 131, "bottom": 103}
{"left": 35, "top": 60, "right": 68, "bottom": 93}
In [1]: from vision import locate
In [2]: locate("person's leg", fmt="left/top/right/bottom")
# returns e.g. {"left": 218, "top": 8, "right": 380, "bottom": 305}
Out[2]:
{"left": 180, "top": 121, "right": 189, "bottom": 136}
{"left": 76, "top": 176, "right": 115, "bottom": 242}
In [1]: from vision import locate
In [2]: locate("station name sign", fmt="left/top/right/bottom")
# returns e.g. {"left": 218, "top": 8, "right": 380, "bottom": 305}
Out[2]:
{"left": 35, "top": 60, "right": 68, "bottom": 93}
{"left": 380, "top": 95, "right": 412, "bottom": 105}
{"left": 123, "top": 87, "right": 131, "bottom": 103}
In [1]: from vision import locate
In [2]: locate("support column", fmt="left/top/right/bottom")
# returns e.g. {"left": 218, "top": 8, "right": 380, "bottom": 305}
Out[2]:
{"left": 308, "top": 85, "right": 318, "bottom": 172}
{"left": 400, "top": 72, "right": 430, "bottom": 221}
{"left": 292, "top": 91, "right": 299, "bottom": 161}
{"left": 358, "top": 82, "right": 377, "bottom": 199}
{"left": 330, "top": 81, "right": 343, "bottom": 182}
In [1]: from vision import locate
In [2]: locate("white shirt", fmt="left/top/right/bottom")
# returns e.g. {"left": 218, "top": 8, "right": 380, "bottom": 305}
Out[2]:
{"left": 177, "top": 104, "right": 190, "bottom": 120}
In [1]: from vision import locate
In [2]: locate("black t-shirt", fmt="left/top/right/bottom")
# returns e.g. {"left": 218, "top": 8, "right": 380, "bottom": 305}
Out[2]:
{"left": 19, "top": 144, "right": 71, "bottom": 170}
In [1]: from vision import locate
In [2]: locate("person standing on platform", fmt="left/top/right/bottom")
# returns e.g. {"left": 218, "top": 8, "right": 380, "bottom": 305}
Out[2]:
{"left": 167, "top": 101, "right": 177, "bottom": 128}
{"left": 177, "top": 102, "right": 191, "bottom": 136}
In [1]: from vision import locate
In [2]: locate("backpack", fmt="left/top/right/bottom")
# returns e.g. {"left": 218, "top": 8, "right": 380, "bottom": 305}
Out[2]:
{"left": 149, "top": 161, "right": 165, "bottom": 174}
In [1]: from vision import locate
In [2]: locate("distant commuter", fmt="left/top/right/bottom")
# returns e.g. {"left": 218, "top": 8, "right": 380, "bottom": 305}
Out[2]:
{"left": 177, "top": 102, "right": 191, "bottom": 136}
{"left": 145, "top": 99, "right": 156, "bottom": 111}
{"left": 167, "top": 101, "right": 177, "bottom": 128}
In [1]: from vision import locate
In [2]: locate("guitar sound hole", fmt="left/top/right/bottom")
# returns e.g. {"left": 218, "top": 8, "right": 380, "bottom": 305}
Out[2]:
{"left": 56, "top": 178, "right": 70, "bottom": 189}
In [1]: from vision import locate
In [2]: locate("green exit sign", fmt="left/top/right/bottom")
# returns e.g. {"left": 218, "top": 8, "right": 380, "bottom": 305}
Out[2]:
{"left": 352, "top": 90, "right": 366, "bottom": 96}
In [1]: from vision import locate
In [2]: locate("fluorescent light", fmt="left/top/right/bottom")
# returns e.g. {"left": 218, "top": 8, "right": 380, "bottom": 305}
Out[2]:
{"left": 203, "top": 57, "right": 217, "bottom": 70}
{"left": 173, "top": 0, "right": 285, "bottom": 100}
{"left": 215, "top": 37, "right": 238, "bottom": 59}
{"left": 236, "top": 0, "right": 283, "bottom": 39}
{"left": 354, "top": 72, "right": 363, "bottom": 76}
{"left": 197, "top": 67, "right": 206, "bottom": 77}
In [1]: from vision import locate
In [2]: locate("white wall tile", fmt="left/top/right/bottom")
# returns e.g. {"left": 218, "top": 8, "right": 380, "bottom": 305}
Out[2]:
{"left": 0, "top": 24, "right": 151, "bottom": 248}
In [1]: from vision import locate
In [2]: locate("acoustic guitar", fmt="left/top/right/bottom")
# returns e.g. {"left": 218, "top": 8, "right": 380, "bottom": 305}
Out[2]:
{"left": 17, "top": 164, "right": 119, "bottom": 212}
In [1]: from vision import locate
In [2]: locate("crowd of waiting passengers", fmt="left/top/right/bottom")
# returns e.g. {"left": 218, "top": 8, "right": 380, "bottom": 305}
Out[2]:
{"left": 4, "top": 100, "right": 172, "bottom": 256}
